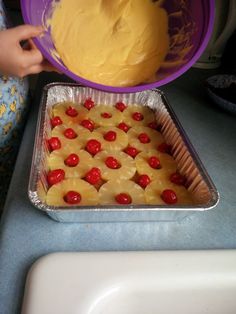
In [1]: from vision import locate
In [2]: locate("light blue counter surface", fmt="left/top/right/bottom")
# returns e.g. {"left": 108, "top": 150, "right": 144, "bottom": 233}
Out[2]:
{"left": 0, "top": 68, "right": 236, "bottom": 314}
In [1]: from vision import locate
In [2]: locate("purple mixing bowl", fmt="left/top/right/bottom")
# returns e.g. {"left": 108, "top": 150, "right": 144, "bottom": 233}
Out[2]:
{"left": 20, "top": 0, "right": 214, "bottom": 93}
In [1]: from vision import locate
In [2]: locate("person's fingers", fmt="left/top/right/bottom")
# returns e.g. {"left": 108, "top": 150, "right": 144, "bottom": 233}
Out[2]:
{"left": 22, "top": 47, "right": 44, "bottom": 67}
{"left": 21, "top": 41, "right": 60, "bottom": 74}
{"left": 10, "top": 24, "right": 44, "bottom": 42}
{"left": 41, "top": 59, "right": 61, "bottom": 72}
{"left": 41, "top": 64, "right": 55, "bottom": 72}
{"left": 24, "top": 64, "right": 45, "bottom": 75}
{"left": 22, "top": 38, "right": 35, "bottom": 50}
{"left": 24, "top": 59, "right": 59, "bottom": 75}
{"left": 26, "top": 62, "right": 60, "bottom": 75}
{"left": 18, "top": 60, "right": 61, "bottom": 76}
{"left": 27, "top": 39, "right": 37, "bottom": 49}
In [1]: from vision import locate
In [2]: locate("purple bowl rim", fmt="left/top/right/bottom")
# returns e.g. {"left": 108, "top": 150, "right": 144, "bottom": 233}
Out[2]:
{"left": 20, "top": 0, "right": 215, "bottom": 93}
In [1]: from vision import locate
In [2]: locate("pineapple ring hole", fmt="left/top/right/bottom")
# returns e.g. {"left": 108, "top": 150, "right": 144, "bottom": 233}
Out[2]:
{"left": 115, "top": 193, "right": 132, "bottom": 204}
{"left": 132, "top": 112, "right": 144, "bottom": 121}
{"left": 66, "top": 106, "right": 78, "bottom": 117}
{"left": 138, "top": 133, "right": 150, "bottom": 143}
{"left": 63, "top": 191, "right": 82, "bottom": 204}
{"left": 148, "top": 156, "right": 162, "bottom": 169}
{"left": 105, "top": 156, "right": 121, "bottom": 169}
{"left": 64, "top": 153, "right": 80, "bottom": 167}
{"left": 101, "top": 112, "right": 112, "bottom": 119}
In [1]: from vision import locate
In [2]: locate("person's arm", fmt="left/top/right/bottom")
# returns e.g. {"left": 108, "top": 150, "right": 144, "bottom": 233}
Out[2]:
{"left": 0, "top": 24, "right": 55, "bottom": 77}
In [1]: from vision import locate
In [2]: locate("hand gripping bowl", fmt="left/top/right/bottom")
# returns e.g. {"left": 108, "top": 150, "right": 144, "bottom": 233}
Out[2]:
{"left": 20, "top": 0, "right": 214, "bottom": 93}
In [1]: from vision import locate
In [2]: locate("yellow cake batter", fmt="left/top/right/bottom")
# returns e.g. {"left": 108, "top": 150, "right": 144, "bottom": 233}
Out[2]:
{"left": 50, "top": 0, "right": 169, "bottom": 87}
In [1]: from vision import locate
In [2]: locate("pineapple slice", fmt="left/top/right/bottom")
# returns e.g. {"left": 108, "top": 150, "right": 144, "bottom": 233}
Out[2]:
{"left": 99, "top": 180, "right": 145, "bottom": 205}
{"left": 80, "top": 130, "right": 105, "bottom": 150}
{"left": 46, "top": 178, "right": 99, "bottom": 206}
{"left": 52, "top": 102, "right": 88, "bottom": 124}
{"left": 51, "top": 124, "right": 93, "bottom": 149}
{"left": 48, "top": 147, "right": 94, "bottom": 178}
{"left": 88, "top": 105, "right": 123, "bottom": 127}
{"left": 123, "top": 105, "right": 155, "bottom": 127}
{"left": 96, "top": 126, "right": 128, "bottom": 151}
{"left": 145, "top": 178, "right": 193, "bottom": 205}
{"left": 135, "top": 149, "right": 177, "bottom": 180}
{"left": 94, "top": 150, "right": 136, "bottom": 181}
{"left": 127, "top": 126, "right": 164, "bottom": 151}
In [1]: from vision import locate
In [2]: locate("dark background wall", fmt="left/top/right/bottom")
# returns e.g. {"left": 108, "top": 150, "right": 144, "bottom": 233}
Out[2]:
{"left": 4, "top": 0, "right": 21, "bottom": 10}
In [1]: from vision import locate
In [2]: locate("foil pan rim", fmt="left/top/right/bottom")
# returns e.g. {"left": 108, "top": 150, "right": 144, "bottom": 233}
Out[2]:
{"left": 28, "top": 83, "right": 220, "bottom": 220}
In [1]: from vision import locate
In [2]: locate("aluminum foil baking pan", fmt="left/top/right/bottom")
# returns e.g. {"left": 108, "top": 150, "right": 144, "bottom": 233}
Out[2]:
{"left": 28, "top": 83, "right": 219, "bottom": 222}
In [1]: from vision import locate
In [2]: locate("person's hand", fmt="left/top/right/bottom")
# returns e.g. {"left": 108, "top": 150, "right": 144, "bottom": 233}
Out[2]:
{"left": 0, "top": 24, "right": 56, "bottom": 77}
